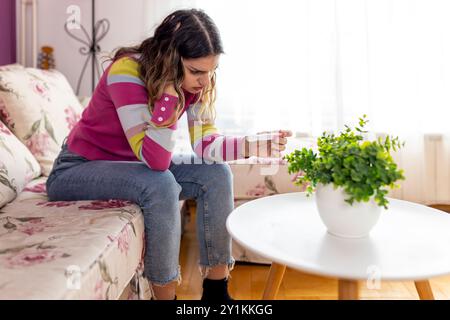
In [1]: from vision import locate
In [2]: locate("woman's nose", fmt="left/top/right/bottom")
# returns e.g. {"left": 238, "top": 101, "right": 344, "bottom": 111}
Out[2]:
{"left": 199, "top": 74, "right": 211, "bottom": 87}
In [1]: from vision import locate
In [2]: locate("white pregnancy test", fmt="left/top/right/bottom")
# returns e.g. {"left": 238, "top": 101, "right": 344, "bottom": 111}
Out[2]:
{"left": 246, "top": 133, "right": 277, "bottom": 143}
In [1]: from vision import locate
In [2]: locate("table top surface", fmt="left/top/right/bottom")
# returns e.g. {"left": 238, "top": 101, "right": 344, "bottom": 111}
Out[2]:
{"left": 226, "top": 192, "right": 450, "bottom": 281}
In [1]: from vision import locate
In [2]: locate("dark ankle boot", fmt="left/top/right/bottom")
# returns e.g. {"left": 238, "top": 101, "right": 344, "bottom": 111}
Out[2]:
{"left": 201, "top": 278, "right": 234, "bottom": 301}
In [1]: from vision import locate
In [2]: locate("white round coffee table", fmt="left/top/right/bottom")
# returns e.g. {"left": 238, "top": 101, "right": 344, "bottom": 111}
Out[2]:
{"left": 226, "top": 192, "right": 450, "bottom": 300}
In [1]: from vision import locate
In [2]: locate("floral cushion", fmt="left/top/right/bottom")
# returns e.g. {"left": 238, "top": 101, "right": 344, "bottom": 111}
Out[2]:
{"left": 0, "top": 120, "right": 41, "bottom": 208}
{"left": 0, "top": 64, "right": 24, "bottom": 72}
{"left": 229, "top": 157, "right": 305, "bottom": 199}
{"left": 0, "top": 176, "right": 192, "bottom": 299}
{"left": 0, "top": 67, "right": 84, "bottom": 176}
{"left": 0, "top": 176, "right": 148, "bottom": 299}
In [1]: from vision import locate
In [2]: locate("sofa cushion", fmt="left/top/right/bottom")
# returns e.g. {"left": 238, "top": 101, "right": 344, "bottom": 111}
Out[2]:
{"left": 0, "top": 119, "right": 41, "bottom": 208}
{"left": 0, "top": 177, "right": 189, "bottom": 299}
{"left": 0, "top": 64, "right": 24, "bottom": 71}
{"left": 0, "top": 67, "right": 84, "bottom": 176}
{"left": 229, "top": 157, "right": 304, "bottom": 200}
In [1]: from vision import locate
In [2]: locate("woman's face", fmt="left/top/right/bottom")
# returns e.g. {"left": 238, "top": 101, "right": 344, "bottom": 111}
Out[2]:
{"left": 181, "top": 55, "right": 219, "bottom": 94}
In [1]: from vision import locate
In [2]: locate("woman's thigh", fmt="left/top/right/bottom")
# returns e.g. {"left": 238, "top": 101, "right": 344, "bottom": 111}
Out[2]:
{"left": 47, "top": 159, "right": 181, "bottom": 206}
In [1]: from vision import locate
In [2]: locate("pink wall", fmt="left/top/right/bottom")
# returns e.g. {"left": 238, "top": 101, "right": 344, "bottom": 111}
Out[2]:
{"left": 0, "top": 0, "right": 16, "bottom": 66}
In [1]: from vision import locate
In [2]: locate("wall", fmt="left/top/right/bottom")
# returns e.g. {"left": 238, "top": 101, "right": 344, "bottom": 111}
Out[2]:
{"left": 0, "top": 0, "right": 16, "bottom": 66}
{"left": 17, "top": 0, "right": 161, "bottom": 96}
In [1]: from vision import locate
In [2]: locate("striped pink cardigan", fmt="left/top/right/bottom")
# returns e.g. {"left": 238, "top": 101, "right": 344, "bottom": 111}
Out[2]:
{"left": 67, "top": 56, "right": 246, "bottom": 170}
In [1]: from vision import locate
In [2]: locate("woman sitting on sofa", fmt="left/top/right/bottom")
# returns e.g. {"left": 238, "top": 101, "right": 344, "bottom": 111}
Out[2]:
{"left": 46, "top": 8, "right": 292, "bottom": 300}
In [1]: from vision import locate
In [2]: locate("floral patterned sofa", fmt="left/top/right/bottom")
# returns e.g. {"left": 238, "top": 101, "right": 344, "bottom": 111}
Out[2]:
{"left": 0, "top": 64, "right": 169, "bottom": 299}
{"left": 0, "top": 63, "right": 308, "bottom": 299}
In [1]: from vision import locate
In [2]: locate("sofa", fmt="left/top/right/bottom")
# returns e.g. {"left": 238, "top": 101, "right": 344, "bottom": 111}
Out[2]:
{"left": 0, "top": 63, "right": 307, "bottom": 299}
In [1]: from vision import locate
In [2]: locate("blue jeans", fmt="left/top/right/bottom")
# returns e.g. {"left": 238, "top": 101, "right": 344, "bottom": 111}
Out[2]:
{"left": 46, "top": 141, "right": 235, "bottom": 286}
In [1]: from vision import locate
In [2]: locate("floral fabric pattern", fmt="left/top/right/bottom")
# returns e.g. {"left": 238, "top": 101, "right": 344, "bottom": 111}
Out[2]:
{"left": 0, "top": 99, "right": 14, "bottom": 130}
{"left": 0, "top": 175, "right": 190, "bottom": 300}
{"left": 0, "top": 175, "right": 157, "bottom": 299}
{"left": 0, "top": 119, "right": 41, "bottom": 208}
{"left": 0, "top": 66, "right": 84, "bottom": 176}
{"left": 64, "top": 106, "right": 81, "bottom": 131}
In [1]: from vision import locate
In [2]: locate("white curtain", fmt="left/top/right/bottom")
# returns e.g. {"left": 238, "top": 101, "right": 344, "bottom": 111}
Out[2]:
{"left": 147, "top": 0, "right": 450, "bottom": 204}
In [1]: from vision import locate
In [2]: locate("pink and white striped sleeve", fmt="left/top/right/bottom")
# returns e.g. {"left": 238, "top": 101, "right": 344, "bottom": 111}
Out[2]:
{"left": 186, "top": 102, "right": 247, "bottom": 162}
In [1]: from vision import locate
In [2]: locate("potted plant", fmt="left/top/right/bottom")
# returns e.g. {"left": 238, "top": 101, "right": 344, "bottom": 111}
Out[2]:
{"left": 284, "top": 115, "right": 405, "bottom": 238}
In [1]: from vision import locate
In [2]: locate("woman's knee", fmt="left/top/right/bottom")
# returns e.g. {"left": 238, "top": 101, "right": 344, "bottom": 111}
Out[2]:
{"left": 136, "top": 170, "right": 182, "bottom": 206}
{"left": 45, "top": 173, "right": 65, "bottom": 201}
{"left": 45, "top": 177, "right": 57, "bottom": 201}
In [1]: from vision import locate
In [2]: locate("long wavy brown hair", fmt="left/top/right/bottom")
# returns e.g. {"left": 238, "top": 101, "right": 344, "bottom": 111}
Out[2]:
{"left": 112, "top": 9, "right": 224, "bottom": 128}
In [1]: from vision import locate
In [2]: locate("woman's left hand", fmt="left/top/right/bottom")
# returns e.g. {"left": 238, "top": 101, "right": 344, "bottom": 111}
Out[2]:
{"left": 256, "top": 130, "right": 293, "bottom": 139}
{"left": 257, "top": 129, "right": 292, "bottom": 155}
{"left": 245, "top": 129, "right": 293, "bottom": 158}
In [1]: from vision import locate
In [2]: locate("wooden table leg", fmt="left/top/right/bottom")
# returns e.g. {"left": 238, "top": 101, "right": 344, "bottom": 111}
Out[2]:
{"left": 414, "top": 280, "right": 435, "bottom": 300}
{"left": 338, "top": 279, "right": 359, "bottom": 300}
{"left": 262, "top": 262, "right": 286, "bottom": 300}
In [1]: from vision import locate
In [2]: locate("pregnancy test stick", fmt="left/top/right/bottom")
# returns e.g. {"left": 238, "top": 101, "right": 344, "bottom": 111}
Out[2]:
{"left": 246, "top": 134, "right": 277, "bottom": 143}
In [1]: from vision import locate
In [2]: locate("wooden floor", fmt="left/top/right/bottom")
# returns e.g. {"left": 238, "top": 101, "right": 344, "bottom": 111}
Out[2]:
{"left": 177, "top": 203, "right": 450, "bottom": 300}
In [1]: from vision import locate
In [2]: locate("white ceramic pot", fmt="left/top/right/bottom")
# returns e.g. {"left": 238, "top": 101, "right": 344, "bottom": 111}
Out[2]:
{"left": 315, "top": 183, "right": 381, "bottom": 238}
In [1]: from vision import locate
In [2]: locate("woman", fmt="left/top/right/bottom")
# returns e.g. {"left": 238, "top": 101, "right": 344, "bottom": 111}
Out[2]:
{"left": 46, "top": 9, "right": 292, "bottom": 300}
